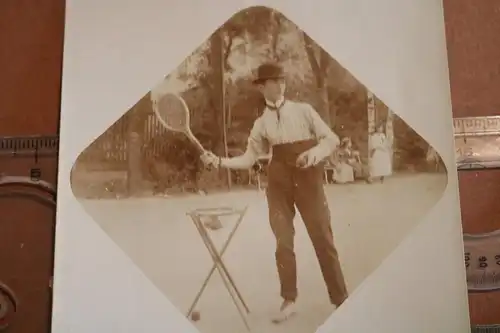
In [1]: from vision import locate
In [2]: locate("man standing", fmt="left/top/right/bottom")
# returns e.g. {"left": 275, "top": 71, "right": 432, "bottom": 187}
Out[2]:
{"left": 201, "top": 63, "right": 348, "bottom": 323}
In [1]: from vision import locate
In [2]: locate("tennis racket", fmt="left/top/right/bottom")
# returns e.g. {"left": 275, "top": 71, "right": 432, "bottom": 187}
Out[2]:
{"left": 154, "top": 93, "right": 206, "bottom": 153}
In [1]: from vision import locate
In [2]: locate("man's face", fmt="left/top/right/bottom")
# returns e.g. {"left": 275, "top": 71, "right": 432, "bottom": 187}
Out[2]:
{"left": 259, "top": 78, "right": 286, "bottom": 102}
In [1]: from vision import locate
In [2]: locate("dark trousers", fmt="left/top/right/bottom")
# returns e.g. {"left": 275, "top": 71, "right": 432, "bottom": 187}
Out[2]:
{"left": 266, "top": 140, "right": 348, "bottom": 306}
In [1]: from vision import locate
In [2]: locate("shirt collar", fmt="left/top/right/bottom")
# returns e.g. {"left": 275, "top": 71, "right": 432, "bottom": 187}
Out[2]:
{"left": 265, "top": 96, "right": 285, "bottom": 109}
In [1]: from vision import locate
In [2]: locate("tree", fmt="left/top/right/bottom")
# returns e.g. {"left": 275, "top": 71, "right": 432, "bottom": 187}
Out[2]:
{"left": 303, "top": 33, "right": 331, "bottom": 125}
{"left": 269, "top": 9, "right": 283, "bottom": 60}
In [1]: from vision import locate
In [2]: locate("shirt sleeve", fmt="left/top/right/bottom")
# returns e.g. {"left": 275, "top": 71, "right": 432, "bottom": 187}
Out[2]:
{"left": 221, "top": 117, "right": 268, "bottom": 169}
{"left": 304, "top": 104, "right": 340, "bottom": 161}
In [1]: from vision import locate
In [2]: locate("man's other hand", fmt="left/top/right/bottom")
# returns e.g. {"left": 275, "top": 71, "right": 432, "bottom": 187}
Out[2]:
{"left": 296, "top": 149, "right": 322, "bottom": 168}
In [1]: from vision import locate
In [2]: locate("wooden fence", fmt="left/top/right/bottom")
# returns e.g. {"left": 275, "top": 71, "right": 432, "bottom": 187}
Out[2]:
{"left": 78, "top": 113, "right": 169, "bottom": 170}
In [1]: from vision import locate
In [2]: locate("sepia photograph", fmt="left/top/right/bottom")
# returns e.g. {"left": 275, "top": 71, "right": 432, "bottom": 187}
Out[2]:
{"left": 70, "top": 7, "right": 447, "bottom": 333}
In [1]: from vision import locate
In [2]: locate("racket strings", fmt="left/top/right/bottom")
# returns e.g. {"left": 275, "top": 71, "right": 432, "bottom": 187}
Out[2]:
{"left": 154, "top": 93, "right": 206, "bottom": 154}
{"left": 156, "top": 94, "right": 189, "bottom": 131}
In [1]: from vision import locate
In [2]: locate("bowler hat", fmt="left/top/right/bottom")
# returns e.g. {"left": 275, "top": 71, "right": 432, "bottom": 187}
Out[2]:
{"left": 253, "top": 63, "right": 285, "bottom": 84}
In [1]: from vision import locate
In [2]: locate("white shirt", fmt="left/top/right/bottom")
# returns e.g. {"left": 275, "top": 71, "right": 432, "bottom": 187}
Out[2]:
{"left": 222, "top": 100, "right": 340, "bottom": 169}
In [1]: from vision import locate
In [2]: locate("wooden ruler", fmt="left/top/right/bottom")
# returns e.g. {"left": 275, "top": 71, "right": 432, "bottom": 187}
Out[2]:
{"left": 0, "top": 135, "right": 59, "bottom": 332}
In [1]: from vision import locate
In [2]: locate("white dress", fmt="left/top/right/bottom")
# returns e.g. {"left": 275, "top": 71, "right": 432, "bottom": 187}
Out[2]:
{"left": 333, "top": 149, "right": 355, "bottom": 183}
{"left": 369, "top": 133, "right": 392, "bottom": 177}
{"left": 333, "top": 163, "right": 354, "bottom": 183}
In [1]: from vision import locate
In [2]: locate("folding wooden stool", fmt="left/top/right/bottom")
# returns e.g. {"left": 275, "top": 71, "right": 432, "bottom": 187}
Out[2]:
{"left": 186, "top": 206, "right": 251, "bottom": 330}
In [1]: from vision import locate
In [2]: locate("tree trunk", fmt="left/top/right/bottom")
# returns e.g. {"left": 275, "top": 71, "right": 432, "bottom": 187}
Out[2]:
{"left": 386, "top": 109, "right": 395, "bottom": 167}
{"left": 303, "top": 33, "right": 331, "bottom": 125}
{"left": 133, "top": 92, "right": 152, "bottom": 138}
{"left": 367, "top": 90, "right": 376, "bottom": 133}
{"left": 126, "top": 131, "right": 143, "bottom": 197}
{"left": 208, "top": 29, "right": 230, "bottom": 188}
{"left": 319, "top": 49, "right": 331, "bottom": 125}
{"left": 209, "top": 31, "right": 223, "bottom": 150}
{"left": 221, "top": 65, "right": 231, "bottom": 190}
{"left": 124, "top": 96, "right": 151, "bottom": 197}
{"left": 367, "top": 89, "right": 376, "bottom": 163}
{"left": 318, "top": 84, "right": 330, "bottom": 125}
{"left": 270, "top": 10, "right": 281, "bottom": 61}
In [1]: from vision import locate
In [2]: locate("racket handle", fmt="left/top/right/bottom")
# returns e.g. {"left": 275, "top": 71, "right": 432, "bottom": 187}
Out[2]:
{"left": 193, "top": 140, "right": 205, "bottom": 154}
{"left": 186, "top": 132, "right": 216, "bottom": 171}
{"left": 186, "top": 131, "right": 206, "bottom": 154}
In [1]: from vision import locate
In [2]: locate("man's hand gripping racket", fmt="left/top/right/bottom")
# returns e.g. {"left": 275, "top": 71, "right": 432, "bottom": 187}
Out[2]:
{"left": 153, "top": 93, "right": 218, "bottom": 168}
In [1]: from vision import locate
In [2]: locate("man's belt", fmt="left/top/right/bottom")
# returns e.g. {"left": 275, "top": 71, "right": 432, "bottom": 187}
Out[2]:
{"left": 271, "top": 139, "right": 317, "bottom": 166}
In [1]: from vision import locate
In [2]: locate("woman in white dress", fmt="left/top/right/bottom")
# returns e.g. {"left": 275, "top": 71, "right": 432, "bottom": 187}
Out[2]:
{"left": 368, "top": 122, "right": 392, "bottom": 183}
{"left": 333, "top": 137, "right": 361, "bottom": 184}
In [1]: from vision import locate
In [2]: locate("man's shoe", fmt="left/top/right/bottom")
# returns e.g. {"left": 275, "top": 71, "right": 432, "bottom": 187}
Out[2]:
{"left": 271, "top": 301, "right": 297, "bottom": 324}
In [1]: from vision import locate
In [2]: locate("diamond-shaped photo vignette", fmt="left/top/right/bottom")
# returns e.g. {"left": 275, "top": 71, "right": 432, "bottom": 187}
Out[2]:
{"left": 69, "top": 6, "right": 447, "bottom": 333}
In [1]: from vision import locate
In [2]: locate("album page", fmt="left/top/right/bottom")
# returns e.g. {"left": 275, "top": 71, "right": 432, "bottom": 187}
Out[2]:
{"left": 54, "top": 1, "right": 469, "bottom": 332}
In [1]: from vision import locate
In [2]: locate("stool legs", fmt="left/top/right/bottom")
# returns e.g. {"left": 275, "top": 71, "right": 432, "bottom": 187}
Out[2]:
{"left": 187, "top": 208, "right": 250, "bottom": 330}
